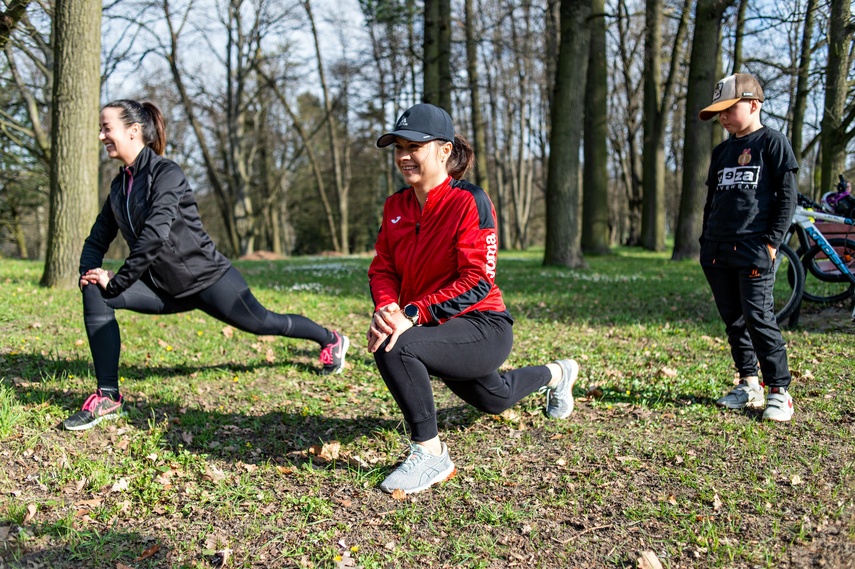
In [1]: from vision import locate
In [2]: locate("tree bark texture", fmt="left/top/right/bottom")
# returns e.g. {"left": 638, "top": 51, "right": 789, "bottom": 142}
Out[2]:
{"left": 465, "top": 0, "right": 488, "bottom": 192}
{"left": 791, "top": 0, "right": 816, "bottom": 167}
{"left": 819, "top": 0, "right": 852, "bottom": 194}
{"left": 40, "top": 0, "right": 101, "bottom": 288}
{"left": 671, "top": 0, "right": 735, "bottom": 261}
{"left": 582, "top": 0, "right": 610, "bottom": 255}
{"left": 423, "top": 0, "right": 440, "bottom": 106}
{"left": 641, "top": 0, "right": 665, "bottom": 252}
{"left": 544, "top": 0, "right": 591, "bottom": 268}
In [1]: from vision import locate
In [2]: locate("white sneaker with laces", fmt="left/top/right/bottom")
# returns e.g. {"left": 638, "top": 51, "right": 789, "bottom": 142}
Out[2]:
{"left": 543, "top": 359, "right": 579, "bottom": 419}
{"left": 379, "top": 443, "right": 456, "bottom": 495}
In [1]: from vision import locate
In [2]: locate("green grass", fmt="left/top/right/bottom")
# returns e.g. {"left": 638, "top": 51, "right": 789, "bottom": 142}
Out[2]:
{"left": 1, "top": 249, "right": 854, "bottom": 568}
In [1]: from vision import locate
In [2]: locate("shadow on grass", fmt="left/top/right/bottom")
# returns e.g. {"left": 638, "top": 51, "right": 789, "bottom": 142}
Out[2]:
{"left": 0, "top": 525, "right": 171, "bottom": 569}
{"left": 5, "top": 352, "right": 483, "bottom": 469}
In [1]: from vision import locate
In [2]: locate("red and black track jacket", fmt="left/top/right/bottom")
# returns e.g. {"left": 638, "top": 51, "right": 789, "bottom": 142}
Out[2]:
{"left": 368, "top": 176, "right": 506, "bottom": 325}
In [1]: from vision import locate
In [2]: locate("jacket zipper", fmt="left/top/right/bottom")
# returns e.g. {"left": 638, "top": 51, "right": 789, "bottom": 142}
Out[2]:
{"left": 124, "top": 168, "right": 137, "bottom": 238}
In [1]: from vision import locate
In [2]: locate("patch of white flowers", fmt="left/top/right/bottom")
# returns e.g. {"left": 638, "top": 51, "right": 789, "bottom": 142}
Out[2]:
{"left": 277, "top": 282, "right": 326, "bottom": 293}
{"left": 542, "top": 272, "right": 647, "bottom": 283}
{"left": 279, "top": 260, "right": 363, "bottom": 277}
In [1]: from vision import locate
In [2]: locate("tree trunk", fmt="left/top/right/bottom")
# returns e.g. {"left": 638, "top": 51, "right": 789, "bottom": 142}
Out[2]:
{"left": 423, "top": 0, "right": 440, "bottom": 105}
{"left": 582, "top": 0, "right": 610, "bottom": 255}
{"left": 819, "top": 0, "right": 852, "bottom": 194}
{"left": 162, "top": 1, "right": 240, "bottom": 255}
{"left": 544, "top": 0, "right": 591, "bottom": 268}
{"left": 730, "top": 0, "right": 748, "bottom": 73}
{"left": 615, "top": 0, "right": 643, "bottom": 246}
{"left": 642, "top": 0, "right": 690, "bottom": 252}
{"left": 438, "top": 0, "right": 451, "bottom": 112}
{"left": 465, "top": 0, "right": 488, "bottom": 192}
{"left": 791, "top": 0, "right": 816, "bottom": 167}
{"left": 641, "top": 0, "right": 665, "bottom": 252}
{"left": 304, "top": 0, "right": 350, "bottom": 254}
{"left": 41, "top": 0, "right": 101, "bottom": 288}
{"left": 671, "top": 0, "right": 735, "bottom": 261}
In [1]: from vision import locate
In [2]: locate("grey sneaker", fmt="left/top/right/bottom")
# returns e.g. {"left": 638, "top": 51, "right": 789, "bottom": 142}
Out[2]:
{"left": 543, "top": 359, "right": 579, "bottom": 419}
{"left": 379, "top": 443, "right": 456, "bottom": 495}
{"left": 716, "top": 381, "right": 764, "bottom": 410}
{"left": 762, "top": 387, "right": 793, "bottom": 422}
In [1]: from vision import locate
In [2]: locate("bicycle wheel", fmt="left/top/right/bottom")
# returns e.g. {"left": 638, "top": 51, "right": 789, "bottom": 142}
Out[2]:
{"left": 801, "top": 238, "right": 855, "bottom": 303}
{"left": 773, "top": 243, "right": 804, "bottom": 324}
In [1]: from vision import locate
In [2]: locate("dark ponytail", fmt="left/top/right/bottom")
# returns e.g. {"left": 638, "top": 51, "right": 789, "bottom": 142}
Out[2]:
{"left": 103, "top": 99, "right": 167, "bottom": 155}
{"left": 447, "top": 134, "right": 474, "bottom": 180}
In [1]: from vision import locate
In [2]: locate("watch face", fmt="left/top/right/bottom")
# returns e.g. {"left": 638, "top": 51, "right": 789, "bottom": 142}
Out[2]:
{"left": 405, "top": 304, "right": 418, "bottom": 318}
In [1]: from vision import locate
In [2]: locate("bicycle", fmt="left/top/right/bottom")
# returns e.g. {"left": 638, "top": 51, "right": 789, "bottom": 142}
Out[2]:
{"left": 783, "top": 189, "right": 855, "bottom": 320}
{"left": 771, "top": 242, "right": 805, "bottom": 325}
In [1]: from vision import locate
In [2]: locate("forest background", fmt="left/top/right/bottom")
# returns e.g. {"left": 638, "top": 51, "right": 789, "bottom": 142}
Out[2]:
{"left": 0, "top": 0, "right": 853, "bottom": 278}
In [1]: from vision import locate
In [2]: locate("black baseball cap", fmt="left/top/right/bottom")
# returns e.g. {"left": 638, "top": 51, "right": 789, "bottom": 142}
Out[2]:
{"left": 376, "top": 104, "right": 454, "bottom": 148}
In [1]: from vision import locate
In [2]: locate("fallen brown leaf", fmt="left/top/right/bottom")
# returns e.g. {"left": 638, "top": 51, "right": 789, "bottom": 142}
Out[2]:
{"left": 135, "top": 544, "right": 160, "bottom": 561}
{"left": 637, "top": 550, "right": 664, "bottom": 569}
{"left": 308, "top": 442, "right": 341, "bottom": 462}
{"left": 22, "top": 503, "right": 37, "bottom": 524}
{"left": 713, "top": 493, "right": 722, "bottom": 511}
{"left": 203, "top": 464, "right": 227, "bottom": 482}
{"left": 391, "top": 489, "right": 406, "bottom": 501}
{"left": 77, "top": 497, "right": 103, "bottom": 508}
{"left": 222, "top": 326, "right": 234, "bottom": 339}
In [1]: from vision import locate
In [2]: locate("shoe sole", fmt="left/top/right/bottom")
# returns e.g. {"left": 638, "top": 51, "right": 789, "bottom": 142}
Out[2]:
{"left": 763, "top": 414, "right": 793, "bottom": 422}
{"left": 548, "top": 359, "right": 578, "bottom": 419}
{"left": 64, "top": 411, "right": 124, "bottom": 431}
{"left": 716, "top": 399, "right": 765, "bottom": 410}
{"left": 382, "top": 466, "right": 458, "bottom": 495}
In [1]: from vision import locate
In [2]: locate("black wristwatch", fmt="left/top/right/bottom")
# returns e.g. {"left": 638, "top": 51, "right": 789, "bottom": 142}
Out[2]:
{"left": 403, "top": 304, "right": 419, "bottom": 326}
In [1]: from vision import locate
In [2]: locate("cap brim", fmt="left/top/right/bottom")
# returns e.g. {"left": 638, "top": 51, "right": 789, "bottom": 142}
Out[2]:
{"left": 376, "top": 130, "right": 446, "bottom": 148}
{"left": 698, "top": 97, "right": 740, "bottom": 121}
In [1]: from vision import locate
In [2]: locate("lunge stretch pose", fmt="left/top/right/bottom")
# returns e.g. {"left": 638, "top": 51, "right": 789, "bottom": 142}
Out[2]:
{"left": 367, "top": 103, "right": 580, "bottom": 494}
{"left": 64, "top": 99, "right": 349, "bottom": 431}
{"left": 698, "top": 73, "right": 798, "bottom": 421}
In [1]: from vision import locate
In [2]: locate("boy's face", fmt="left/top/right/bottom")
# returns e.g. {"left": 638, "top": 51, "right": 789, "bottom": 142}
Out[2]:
{"left": 717, "top": 99, "right": 761, "bottom": 137}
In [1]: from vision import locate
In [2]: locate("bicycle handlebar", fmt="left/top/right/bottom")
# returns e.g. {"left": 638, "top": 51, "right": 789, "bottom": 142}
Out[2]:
{"left": 797, "top": 193, "right": 823, "bottom": 210}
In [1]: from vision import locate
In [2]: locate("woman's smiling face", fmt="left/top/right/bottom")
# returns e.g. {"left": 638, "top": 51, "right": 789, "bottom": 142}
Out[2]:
{"left": 99, "top": 107, "right": 143, "bottom": 165}
{"left": 394, "top": 137, "right": 452, "bottom": 190}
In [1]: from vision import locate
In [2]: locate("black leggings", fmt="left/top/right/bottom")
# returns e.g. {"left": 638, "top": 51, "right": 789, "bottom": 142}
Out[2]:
{"left": 82, "top": 266, "right": 333, "bottom": 392}
{"left": 372, "top": 310, "right": 551, "bottom": 442}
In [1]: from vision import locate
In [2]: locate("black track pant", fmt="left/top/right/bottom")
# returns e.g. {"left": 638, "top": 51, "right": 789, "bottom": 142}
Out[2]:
{"left": 82, "top": 266, "right": 333, "bottom": 392}
{"left": 700, "top": 237, "right": 791, "bottom": 388}
{"left": 373, "top": 310, "right": 552, "bottom": 442}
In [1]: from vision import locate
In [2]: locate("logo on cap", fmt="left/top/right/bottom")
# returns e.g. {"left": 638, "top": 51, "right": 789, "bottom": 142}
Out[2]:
{"left": 398, "top": 117, "right": 408, "bottom": 127}
{"left": 713, "top": 82, "right": 723, "bottom": 102}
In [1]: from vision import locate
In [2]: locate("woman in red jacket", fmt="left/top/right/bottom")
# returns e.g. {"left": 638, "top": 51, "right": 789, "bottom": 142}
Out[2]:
{"left": 368, "top": 104, "right": 579, "bottom": 494}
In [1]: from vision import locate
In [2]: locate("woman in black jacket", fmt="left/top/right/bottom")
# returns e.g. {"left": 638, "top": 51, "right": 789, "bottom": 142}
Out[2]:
{"left": 64, "top": 99, "right": 349, "bottom": 431}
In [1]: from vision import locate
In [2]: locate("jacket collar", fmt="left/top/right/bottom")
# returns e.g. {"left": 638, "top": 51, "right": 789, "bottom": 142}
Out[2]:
{"left": 419, "top": 176, "right": 453, "bottom": 212}
{"left": 119, "top": 145, "right": 154, "bottom": 177}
